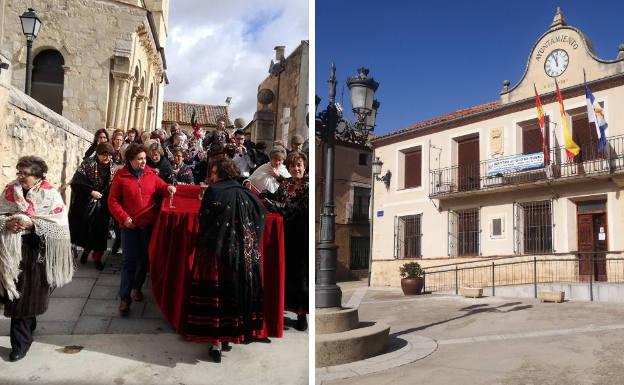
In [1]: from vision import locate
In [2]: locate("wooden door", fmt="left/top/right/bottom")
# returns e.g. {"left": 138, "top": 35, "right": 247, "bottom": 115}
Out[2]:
{"left": 572, "top": 115, "right": 599, "bottom": 163}
{"left": 457, "top": 136, "right": 480, "bottom": 191}
{"left": 594, "top": 213, "right": 607, "bottom": 281}
{"left": 577, "top": 214, "right": 594, "bottom": 281}
{"left": 577, "top": 212, "right": 608, "bottom": 282}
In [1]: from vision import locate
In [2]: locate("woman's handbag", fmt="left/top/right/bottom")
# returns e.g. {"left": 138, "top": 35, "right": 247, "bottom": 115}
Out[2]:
{"left": 85, "top": 198, "right": 101, "bottom": 227}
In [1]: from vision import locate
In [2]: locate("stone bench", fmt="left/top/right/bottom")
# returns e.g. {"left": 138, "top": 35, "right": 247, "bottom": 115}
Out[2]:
{"left": 460, "top": 287, "right": 483, "bottom": 298}
{"left": 538, "top": 290, "right": 565, "bottom": 303}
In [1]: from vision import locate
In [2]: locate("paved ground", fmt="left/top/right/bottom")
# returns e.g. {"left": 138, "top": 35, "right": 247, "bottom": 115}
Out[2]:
{"left": 0, "top": 252, "right": 309, "bottom": 385}
{"left": 325, "top": 280, "right": 624, "bottom": 385}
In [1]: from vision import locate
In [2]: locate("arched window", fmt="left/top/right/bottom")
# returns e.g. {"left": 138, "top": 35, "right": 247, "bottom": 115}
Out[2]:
{"left": 31, "top": 49, "right": 65, "bottom": 114}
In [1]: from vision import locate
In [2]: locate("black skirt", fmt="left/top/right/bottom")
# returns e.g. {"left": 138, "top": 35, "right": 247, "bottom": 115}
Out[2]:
{"left": 4, "top": 233, "right": 50, "bottom": 318}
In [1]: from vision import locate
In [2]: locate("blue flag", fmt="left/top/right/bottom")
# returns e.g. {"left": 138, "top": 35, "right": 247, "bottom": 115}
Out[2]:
{"left": 584, "top": 84, "right": 608, "bottom": 153}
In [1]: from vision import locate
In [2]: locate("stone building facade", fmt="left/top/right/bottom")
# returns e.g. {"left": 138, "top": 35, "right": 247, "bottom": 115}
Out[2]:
{"left": 316, "top": 138, "right": 372, "bottom": 280}
{"left": 0, "top": 50, "right": 91, "bottom": 197}
{"left": 251, "top": 41, "right": 309, "bottom": 148}
{"left": 162, "top": 101, "right": 233, "bottom": 133}
{"left": 370, "top": 9, "right": 624, "bottom": 287}
{"left": 0, "top": 0, "right": 168, "bottom": 133}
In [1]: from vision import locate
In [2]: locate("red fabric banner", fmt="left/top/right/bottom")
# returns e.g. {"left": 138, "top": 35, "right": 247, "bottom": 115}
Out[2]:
{"left": 148, "top": 184, "right": 285, "bottom": 338}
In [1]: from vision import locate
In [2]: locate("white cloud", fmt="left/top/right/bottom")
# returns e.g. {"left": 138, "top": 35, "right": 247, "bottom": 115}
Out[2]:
{"left": 164, "top": 0, "right": 309, "bottom": 125}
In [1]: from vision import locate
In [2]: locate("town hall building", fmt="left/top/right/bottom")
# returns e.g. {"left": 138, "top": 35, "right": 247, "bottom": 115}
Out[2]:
{"left": 370, "top": 8, "right": 624, "bottom": 287}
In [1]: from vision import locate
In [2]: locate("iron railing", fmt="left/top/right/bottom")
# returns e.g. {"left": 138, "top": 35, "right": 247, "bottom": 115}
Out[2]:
{"left": 350, "top": 236, "right": 370, "bottom": 270}
{"left": 430, "top": 135, "right": 624, "bottom": 197}
{"left": 347, "top": 202, "right": 370, "bottom": 224}
{"left": 422, "top": 252, "right": 623, "bottom": 301}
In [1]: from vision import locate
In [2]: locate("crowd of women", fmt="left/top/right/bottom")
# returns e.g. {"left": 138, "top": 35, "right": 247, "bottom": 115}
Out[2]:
{"left": 0, "top": 123, "right": 309, "bottom": 363}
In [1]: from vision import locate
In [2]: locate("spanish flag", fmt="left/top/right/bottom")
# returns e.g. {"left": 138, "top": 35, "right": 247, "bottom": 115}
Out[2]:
{"left": 533, "top": 84, "right": 549, "bottom": 163}
{"left": 555, "top": 80, "right": 580, "bottom": 159}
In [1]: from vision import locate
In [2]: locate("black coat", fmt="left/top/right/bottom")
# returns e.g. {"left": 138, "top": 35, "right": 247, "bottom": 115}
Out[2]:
{"left": 186, "top": 179, "right": 266, "bottom": 341}
{"left": 264, "top": 177, "right": 308, "bottom": 314}
{"left": 3, "top": 234, "right": 50, "bottom": 317}
{"left": 148, "top": 157, "right": 174, "bottom": 184}
{"left": 68, "top": 159, "right": 114, "bottom": 251}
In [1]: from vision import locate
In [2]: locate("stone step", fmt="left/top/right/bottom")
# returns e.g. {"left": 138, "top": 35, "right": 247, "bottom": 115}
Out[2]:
{"left": 316, "top": 321, "right": 390, "bottom": 368}
{"left": 316, "top": 307, "right": 359, "bottom": 334}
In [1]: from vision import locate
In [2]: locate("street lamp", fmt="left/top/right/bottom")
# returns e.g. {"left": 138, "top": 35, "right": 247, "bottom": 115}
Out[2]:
{"left": 372, "top": 157, "right": 392, "bottom": 189}
{"left": 316, "top": 64, "right": 379, "bottom": 308}
{"left": 19, "top": 8, "right": 42, "bottom": 95}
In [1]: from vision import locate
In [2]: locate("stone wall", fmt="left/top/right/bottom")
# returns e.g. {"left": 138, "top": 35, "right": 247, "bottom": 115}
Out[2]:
{"left": 0, "top": 51, "right": 91, "bottom": 200}
{"left": 256, "top": 41, "right": 308, "bottom": 146}
{"left": 1, "top": 0, "right": 167, "bottom": 133}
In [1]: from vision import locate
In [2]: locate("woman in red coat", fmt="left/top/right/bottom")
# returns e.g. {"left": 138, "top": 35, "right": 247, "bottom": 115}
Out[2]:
{"left": 108, "top": 143, "right": 175, "bottom": 316}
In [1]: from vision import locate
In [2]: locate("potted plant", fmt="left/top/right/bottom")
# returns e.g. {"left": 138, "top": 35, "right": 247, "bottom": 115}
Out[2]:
{"left": 399, "top": 262, "right": 424, "bottom": 295}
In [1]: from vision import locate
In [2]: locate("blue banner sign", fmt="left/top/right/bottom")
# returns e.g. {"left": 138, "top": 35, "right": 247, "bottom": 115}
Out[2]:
{"left": 487, "top": 152, "right": 544, "bottom": 176}
{"left": 377, "top": 210, "right": 384, "bottom": 217}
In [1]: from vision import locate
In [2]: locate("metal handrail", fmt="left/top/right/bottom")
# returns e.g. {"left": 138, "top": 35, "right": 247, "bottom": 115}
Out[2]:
{"left": 423, "top": 252, "right": 621, "bottom": 301}
{"left": 421, "top": 250, "right": 624, "bottom": 271}
{"left": 430, "top": 134, "right": 624, "bottom": 197}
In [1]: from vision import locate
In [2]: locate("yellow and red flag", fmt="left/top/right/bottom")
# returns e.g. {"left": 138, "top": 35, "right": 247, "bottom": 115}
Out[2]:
{"left": 533, "top": 84, "right": 549, "bottom": 163}
{"left": 555, "top": 80, "right": 580, "bottom": 159}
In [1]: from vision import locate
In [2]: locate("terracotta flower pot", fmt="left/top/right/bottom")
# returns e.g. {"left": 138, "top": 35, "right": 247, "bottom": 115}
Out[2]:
{"left": 401, "top": 277, "right": 423, "bottom": 295}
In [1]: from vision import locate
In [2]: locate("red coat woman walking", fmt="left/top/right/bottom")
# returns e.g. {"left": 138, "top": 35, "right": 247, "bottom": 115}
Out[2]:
{"left": 108, "top": 143, "right": 175, "bottom": 316}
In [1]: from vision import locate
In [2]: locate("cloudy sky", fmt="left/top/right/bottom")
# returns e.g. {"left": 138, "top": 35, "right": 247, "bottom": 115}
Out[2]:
{"left": 165, "top": 0, "right": 308, "bottom": 125}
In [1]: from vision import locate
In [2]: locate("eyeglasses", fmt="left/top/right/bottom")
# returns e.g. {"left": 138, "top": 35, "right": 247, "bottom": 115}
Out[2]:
{"left": 16, "top": 171, "right": 33, "bottom": 177}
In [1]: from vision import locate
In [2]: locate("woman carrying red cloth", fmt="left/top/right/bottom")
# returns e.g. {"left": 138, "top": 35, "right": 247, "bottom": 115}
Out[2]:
{"left": 108, "top": 143, "right": 175, "bottom": 316}
{"left": 186, "top": 157, "right": 266, "bottom": 363}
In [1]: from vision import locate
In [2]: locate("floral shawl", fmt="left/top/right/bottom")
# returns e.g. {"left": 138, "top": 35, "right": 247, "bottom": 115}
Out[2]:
{"left": 0, "top": 179, "right": 74, "bottom": 300}
{"left": 171, "top": 163, "right": 195, "bottom": 185}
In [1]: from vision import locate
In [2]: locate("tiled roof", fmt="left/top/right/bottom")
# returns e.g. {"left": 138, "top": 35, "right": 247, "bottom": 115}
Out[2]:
{"left": 162, "top": 101, "right": 233, "bottom": 127}
{"left": 374, "top": 101, "right": 501, "bottom": 141}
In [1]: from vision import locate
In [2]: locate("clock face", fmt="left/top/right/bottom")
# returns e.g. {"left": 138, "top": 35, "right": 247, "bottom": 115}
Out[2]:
{"left": 544, "top": 49, "right": 569, "bottom": 78}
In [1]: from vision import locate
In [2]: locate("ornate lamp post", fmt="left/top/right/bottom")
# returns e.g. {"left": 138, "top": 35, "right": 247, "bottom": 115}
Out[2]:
{"left": 316, "top": 64, "right": 379, "bottom": 308}
{"left": 19, "top": 8, "right": 42, "bottom": 95}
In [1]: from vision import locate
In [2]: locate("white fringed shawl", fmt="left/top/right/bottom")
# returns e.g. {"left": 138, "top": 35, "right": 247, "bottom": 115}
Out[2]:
{"left": 248, "top": 163, "right": 291, "bottom": 194}
{"left": 0, "top": 179, "right": 74, "bottom": 300}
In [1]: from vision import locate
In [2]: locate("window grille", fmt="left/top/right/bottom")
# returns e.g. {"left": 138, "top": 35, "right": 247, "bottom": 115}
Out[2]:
{"left": 394, "top": 214, "right": 422, "bottom": 258}
{"left": 350, "top": 236, "right": 370, "bottom": 269}
{"left": 514, "top": 200, "right": 553, "bottom": 254}
{"left": 454, "top": 208, "right": 480, "bottom": 256}
{"left": 351, "top": 187, "right": 370, "bottom": 223}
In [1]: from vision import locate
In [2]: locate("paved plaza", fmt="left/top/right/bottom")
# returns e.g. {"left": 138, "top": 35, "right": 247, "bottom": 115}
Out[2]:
{"left": 0, "top": 253, "right": 309, "bottom": 385}
{"left": 320, "top": 280, "right": 624, "bottom": 385}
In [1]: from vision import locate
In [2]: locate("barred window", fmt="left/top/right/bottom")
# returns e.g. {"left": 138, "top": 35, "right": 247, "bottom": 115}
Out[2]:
{"left": 350, "top": 236, "right": 370, "bottom": 270}
{"left": 351, "top": 187, "right": 370, "bottom": 223}
{"left": 395, "top": 214, "right": 422, "bottom": 258}
{"left": 514, "top": 200, "right": 553, "bottom": 254}
{"left": 456, "top": 208, "right": 480, "bottom": 256}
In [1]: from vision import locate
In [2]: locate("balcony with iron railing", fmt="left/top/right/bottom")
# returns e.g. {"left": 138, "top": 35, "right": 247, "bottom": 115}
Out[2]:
{"left": 430, "top": 135, "right": 624, "bottom": 198}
